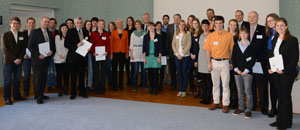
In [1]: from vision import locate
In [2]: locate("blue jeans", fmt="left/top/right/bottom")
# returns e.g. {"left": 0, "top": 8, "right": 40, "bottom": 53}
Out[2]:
{"left": 47, "top": 56, "right": 56, "bottom": 87}
{"left": 87, "top": 53, "right": 93, "bottom": 87}
{"left": 106, "top": 54, "right": 112, "bottom": 85}
{"left": 3, "top": 63, "right": 22, "bottom": 100}
{"left": 132, "top": 62, "right": 147, "bottom": 89}
{"left": 175, "top": 56, "right": 190, "bottom": 92}
{"left": 22, "top": 58, "right": 31, "bottom": 93}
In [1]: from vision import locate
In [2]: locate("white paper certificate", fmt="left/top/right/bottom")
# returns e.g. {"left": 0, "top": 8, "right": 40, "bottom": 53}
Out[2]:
{"left": 38, "top": 42, "right": 50, "bottom": 57}
{"left": 252, "top": 62, "right": 263, "bottom": 74}
{"left": 26, "top": 48, "right": 31, "bottom": 58}
{"left": 269, "top": 54, "right": 284, "bottom": 72}
{"left": 95, "top": 46, "right": 106, "bottom": 61}
{"left": 75, "top": 39, "right": 92, "bottom": 57}
{"left": 161, "top": 56, "right": 167, "bottom": 65}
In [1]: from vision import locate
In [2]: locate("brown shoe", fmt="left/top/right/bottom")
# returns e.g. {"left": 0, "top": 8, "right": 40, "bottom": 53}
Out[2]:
{"left": 245, "top": 112, "right": 252, "bottom": 119}
{"left": 208, "top": 104, "right": 219, "bottom": 110}
{"left": 233, "top": 109, "right": 244, "bottom": 115}
{"left": 223, "top": 106, "right": 230, "bottom": 113}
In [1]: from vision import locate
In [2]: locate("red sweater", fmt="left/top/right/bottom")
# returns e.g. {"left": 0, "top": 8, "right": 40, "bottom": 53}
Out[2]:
{"left": 90, "top": 31, "right": 110, "bottom": 54}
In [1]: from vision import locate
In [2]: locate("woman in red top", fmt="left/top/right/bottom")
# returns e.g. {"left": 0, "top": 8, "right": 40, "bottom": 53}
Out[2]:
{"left": 90, "top": 19, "right": 110, "bottom": 94}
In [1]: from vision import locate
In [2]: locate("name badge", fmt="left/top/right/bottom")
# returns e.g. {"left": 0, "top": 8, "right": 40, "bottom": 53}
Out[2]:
{"left": 213, "top": 41, "right": 219, "bottom": 45}
{"left": 102, "top": 37, "right": 106, "bottom": 40}
{"left": 154, "top": 39, "right": 158, "bottom": 42}
{"left": 195, "top": 38, "right": 198, "bottom": 42}
{"left": 176, "top": 36, "right": 179, "bottom": 39}
{"left": 256, "top": 35, "right": 263, "bottom": 39}
{"left": 85, "top": 37, "right": 88, "bottom": 40}
{"left": 19, "top": 37, "right": 24, "bottom": 40}
{"left": 246, "top": 57, "right": 252, "bottom": 62}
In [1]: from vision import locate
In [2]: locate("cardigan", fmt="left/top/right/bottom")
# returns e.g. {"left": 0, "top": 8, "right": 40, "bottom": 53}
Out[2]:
{"left": 54, "top": 35, "right": 68, "bottom": 63}
{"left": 143, "top": 33, "right": 162, "bottom": 57}
{"left": 172, "top": 31, "right": 192, "bottom": 56}
{"left": 231, "top": 40, "right": 256, "bottom": 74}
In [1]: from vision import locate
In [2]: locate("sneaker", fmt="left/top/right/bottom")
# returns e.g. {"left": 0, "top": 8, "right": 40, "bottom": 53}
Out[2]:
{"left": 222, "top": 106, "right": 230, "bottom": 113}
{"left": 208, "top": 104, "right": 220, "bottom": 110}
{"left": 245, "top": 112, "right": 252, "bottom": 119}
{"left": 177, "top": 92, "right": 182, "bottom": 97}
{"left": 233, "top": 109, "right": 244, "bottom": 115}
{"left": 181, "top": 92, "right": 186, "bottom": 98}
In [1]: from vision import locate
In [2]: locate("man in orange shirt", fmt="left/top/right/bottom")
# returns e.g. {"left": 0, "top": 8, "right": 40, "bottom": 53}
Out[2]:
{"left": 203, "top": 15, "right": 234, "bottom": 113}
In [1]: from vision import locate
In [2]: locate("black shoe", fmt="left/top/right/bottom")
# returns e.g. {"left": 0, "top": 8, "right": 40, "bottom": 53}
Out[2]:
{"left": 37, "top": 99, "right": 43, "bottom": 104}
{"left": 14, "top": 96, "right": 27, "bottom": 101}
{"left": 119, "top": 86, "right": 124, "bottom": 90}
{"left": 268, "top": 109, "right": 277, "bottom": 118}
{"left": 200, "top": 99, "right": 206, "bottom": 104}
{"left": 152, "top": 89, "right": 157, "bottom": 95}
{"left": 82, "top": 95, "right": 89, "bottom": 98}
{"left": 261, "top": 109, "right": 268, "bottom": 115}
{"left": 70, "top": 95, "right": 76, "bottom": 100}
{"left": 270, "top": 121, "right": 278, "bottom": 127}
{"left": 5, "top": 100, "right": 13, "bottom": 105}
{"left": 42, "top": 95, "right": 50, "bottom": 100}
{"left": 22, "top": 91, "right": 29, "bottom": 97}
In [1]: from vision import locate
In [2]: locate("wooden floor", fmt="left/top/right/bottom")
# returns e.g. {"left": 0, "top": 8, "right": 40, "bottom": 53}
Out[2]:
{"left": 0, "top": 74, "right": 255, "bottom": 112}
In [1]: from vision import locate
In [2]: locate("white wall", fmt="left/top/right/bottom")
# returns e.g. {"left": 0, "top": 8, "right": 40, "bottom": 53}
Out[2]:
{"left": 154, "top": 0, "right": 279, "bottom": 27}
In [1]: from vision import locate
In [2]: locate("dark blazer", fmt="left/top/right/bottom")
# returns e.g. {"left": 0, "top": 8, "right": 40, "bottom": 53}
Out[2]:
{"left": 28, "top": 28, "right": 55, "bottom": 66}
{"left": 241, "top": 21, "right": 250, "bottom": 29}
{"left": 143, "top": 33, "right": 162, "bottom": 57}
{"left": 159, "top": 31, "right": 167, "bottom": 56}
{"left": 248, "top": 24, "right": 268, "bottom": 74}
{"left": 142, "top": 24, "right": 148, "bottom": 32}
{"left": 167, "top": 23, "right": 176, "bottom": 56}
{"left": 64, "top": 28, "right": 89, "bottom": 63}
{"left": 231, "top": 41, "right": 256, "bottom": 74}
{"left": 49, "top": 29, "right": 59, "bottom": 41}
{"left": 268, "top": 35, "right": 299, "bottom": 77}
{"left": 1, "top": 31, "right": 26, "bottom": 64}
{"left": 23, "top": 30, "right": 30, "bottom": 48}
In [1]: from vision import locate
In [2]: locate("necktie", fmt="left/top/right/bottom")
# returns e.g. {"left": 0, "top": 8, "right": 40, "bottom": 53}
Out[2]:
{"left": 43, "top": 30, "right": 49, "bottom": 42}
{"left": 250, "top": 27, "right": 255, "bottom": 42}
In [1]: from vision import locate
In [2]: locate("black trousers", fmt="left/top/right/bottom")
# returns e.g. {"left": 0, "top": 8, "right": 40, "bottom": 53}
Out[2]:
{"left": 55, "top": 63, "right": 69, "bottom": 91}
{"left": 112, "top": 53, "right": 126, "bottom": 89}
{"left": 229, "top": 70, "right": 238, "bottom": 108}
{"left": 32, "top": 64, "right": 49, "bottom": 100}
{"left": 69, "top": 62, "right": 86, "bottom": 96}
{"left": 92, "top": 56, "right": 107, "bottom": 90}
{"left": 125, "top": 56, "right": 131, "bottom": 83}
{"left": 273, "top": 73, "right": 294, "bottom": 128}
{"left": 188, "top": 60, "right": 196, "bottom": 91}
{"left": 252, "top": 73, "right": 268, "bottom": 110}
{"left": 158, "top": 65, "right": 166, "bottom": 89}
{"left": 148, "top": 68, "right": 159, "bottom": 90}
{"left": 268, "top": 74, "right": 277, "bottom": 110}
{"left": 198, "top": 73, "right": 212, "bottom": 102}
{"left": 168, "top": 56, "right": 177, "bottom": 87}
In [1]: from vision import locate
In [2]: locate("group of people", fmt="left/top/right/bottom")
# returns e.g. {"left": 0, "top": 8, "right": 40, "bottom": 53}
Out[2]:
{"left": 1, "top": 8, "right": 299, "bottom": 130}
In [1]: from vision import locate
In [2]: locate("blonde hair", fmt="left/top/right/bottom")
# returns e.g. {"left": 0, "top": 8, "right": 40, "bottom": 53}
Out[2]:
{"left": 176, "top": 20, "right": 187, "bottom": 35}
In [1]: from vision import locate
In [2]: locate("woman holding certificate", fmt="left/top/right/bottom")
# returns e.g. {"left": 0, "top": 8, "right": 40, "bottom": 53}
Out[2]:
{"left": 90, "top": 19, "right": 110, "bottom": 94}
{"left": 268, "top": 18, "right": 299, "bottom": 130}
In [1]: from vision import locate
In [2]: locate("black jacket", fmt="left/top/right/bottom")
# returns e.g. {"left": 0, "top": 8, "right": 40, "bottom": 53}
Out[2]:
{"left": 248, "top": 24, "right": 268, "bottom": 74}
{"left": 268, "top": 35, "right": 299, "bottom": 77}
{"left": 64, "top": 28, "right": 89, "bottom": 63}
{"left": 1, "top": 31, "right": 26, "bottom": 64}
{"left": 143, "top": 33, "right": 162, "bottom": 57}
{"left": 231, "top": 41, "right": 256, "bottom": 74}
{"left": 167, "top": 24, "right": 176, "bottom": 56}
{"left": 159, "top": 31, "right": 167, "bottom": 56}
{"left": 28, "top": 28, "right": 55, "bottom": 66}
